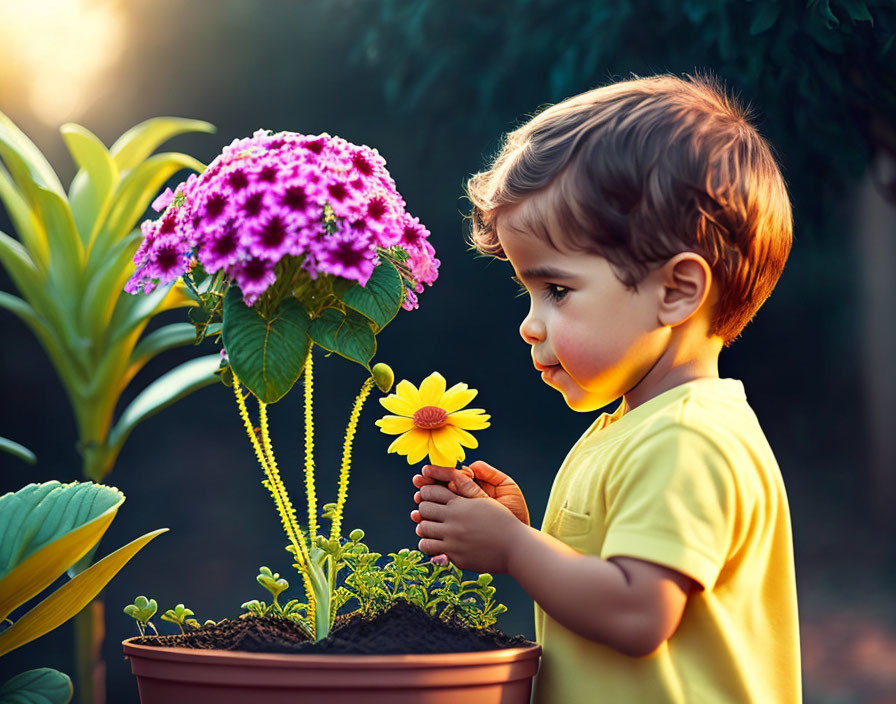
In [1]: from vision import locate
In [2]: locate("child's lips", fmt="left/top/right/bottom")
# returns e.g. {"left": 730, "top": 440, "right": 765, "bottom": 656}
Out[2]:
{"left": 539, "top": 364, "right": 562, "bottom": 380}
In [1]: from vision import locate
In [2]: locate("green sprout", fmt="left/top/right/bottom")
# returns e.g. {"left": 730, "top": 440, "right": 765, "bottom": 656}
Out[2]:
{"left": 123, "top": 596, "right": 158, "bottom": 637}
{"left": 160, "top": 604, "right": 198, "bottom": 634}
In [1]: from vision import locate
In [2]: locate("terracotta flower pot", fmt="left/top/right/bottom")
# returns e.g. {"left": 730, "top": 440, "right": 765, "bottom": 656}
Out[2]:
{"left": 123, "top": 638, "right": 541, "bottom": 704}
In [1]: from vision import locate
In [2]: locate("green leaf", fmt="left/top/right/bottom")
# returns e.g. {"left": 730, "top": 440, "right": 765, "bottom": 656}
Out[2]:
{"left": 308, "top": 307, "right": 376, "bottom": 371}
{"left": 222, "top": 287, "right": 311, "bottom": 403}
{"left": 107, "top": 354, "right": 221, "bottom": 453}
{"left": 0, "top": 482, "right": 124, "bottom": 621}
{"left": 128, "top": 323, "right": 200, "bottom": 373}
{"left": 0, "top": 526, "right": 167, "bottom": 657}
{"left": 87, "top": 152, "right": 205, "bottom": 266}
{"left": 0, "top": 437, "right": 36, "bottom": 465}
{"left": 0, "top": 164, "right": 48, "bottom": 272}
{"left": 61, "top": 123, "right": 119, "bottom": 247}
{"left": 0, "top": 668, "right": 72, "bottom": 704}
{"left": 0, "top": 111, "right": 65, "bottom": 200}
{"left": 338, "top": 258, "right": 404, "bottom": 331}
{"left": 109, "top": 117, "right": 216, "bottom": 173}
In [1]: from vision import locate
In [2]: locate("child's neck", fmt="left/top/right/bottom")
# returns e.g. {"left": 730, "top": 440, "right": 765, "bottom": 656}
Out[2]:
{"left": 622, "top": 331, "right": 724, "bottom": 413}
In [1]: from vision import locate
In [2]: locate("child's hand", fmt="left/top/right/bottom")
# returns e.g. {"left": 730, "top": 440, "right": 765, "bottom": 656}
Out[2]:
{"left": 412, "top": 480, "right": 524, "bottom": 574}
{"left": 412, "top": 461, "right": 530, "bottom": 525}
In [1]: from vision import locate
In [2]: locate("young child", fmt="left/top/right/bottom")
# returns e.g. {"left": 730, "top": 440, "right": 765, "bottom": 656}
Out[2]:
{"left": 411, "top": 73, "right": 800, "bottom": 703}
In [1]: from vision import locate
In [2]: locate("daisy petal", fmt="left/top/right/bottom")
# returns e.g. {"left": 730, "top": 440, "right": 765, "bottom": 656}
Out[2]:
{"left": 375, "top": 415, "right": 416, "bottom": 435}
{"left": 395, "top": 379, "right": 422, "bottom": 406}
{"left": 379, "top": 394, "right": 417, "bottom": 416}
{"left": 431, "top": 426, "right": 463, "bottom": 466}
{"left": 428, "top": 434, "right": 461, "bottom": 467}
{"left": 446, "top": 424, "right": 479, "bottom": 449}
{"left": 440, "top": 383, "right": 478, "bottom": 413}
{"left": 419, "top": 372, "right": 447, "bottom": 406}
{"left": 446, "top": 409, "right": 491, "bottom": 431}
{"left": 388, "top": 428, "right": 429, "bottom": 461}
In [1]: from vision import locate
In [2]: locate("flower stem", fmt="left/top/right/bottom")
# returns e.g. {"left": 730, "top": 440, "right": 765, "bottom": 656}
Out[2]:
{"left": 303, "top": 349, "right": 318, "bottom": 542}
{"left": 232, "top": 378, "right": 316, "bottom": 620}
{"left": 330, "top": 376, "right": 375, "bottom": 542}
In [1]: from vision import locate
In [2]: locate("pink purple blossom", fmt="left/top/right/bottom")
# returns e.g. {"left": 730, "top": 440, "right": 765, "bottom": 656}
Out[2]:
{"left": 126, "top": 130, "right": 438, "bottom": 308}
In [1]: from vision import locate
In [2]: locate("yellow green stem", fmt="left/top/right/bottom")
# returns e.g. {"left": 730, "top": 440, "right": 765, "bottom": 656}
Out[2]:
{"left": 330, "top": 376, "right": 375, "bottom": 542}
{"left": 232, "top": 378, "right": 320, "bottom": 631}
{"left": 303, "top": 349, "right": 318, "bottom": 542}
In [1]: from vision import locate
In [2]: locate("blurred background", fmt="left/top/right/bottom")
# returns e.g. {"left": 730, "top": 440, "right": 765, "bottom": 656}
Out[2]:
{"left": 0, "top": 1, "right": 894, "bottom": 702}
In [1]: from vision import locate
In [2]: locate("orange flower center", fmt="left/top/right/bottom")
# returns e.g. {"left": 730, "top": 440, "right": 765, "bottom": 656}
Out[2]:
{"left": 413, "top": 405, "right": 448, "bottom": 430}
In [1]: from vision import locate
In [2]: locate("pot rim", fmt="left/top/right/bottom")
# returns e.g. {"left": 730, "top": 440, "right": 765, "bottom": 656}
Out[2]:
{"left": 122, "top": 637, "right": 541, "bottom": 669}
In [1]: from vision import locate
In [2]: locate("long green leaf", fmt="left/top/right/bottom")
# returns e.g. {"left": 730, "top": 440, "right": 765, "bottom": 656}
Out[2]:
{"left": 87, "top": 152, "right": 204, "bottom": 266}
{"left": 32, "top": 187, "right": 83, "bottom": 301}
{"left": 0, "top": 527, "right": 167, "bottom": 657}
{"left": 0, "top": 164, "right": 48, "bottom": 272}
{"left": 0, "top": 232, "right": 48, "bottom": 320}
{"left": 0, "top": 437, "right": 36, "bottom": 465}
{"left": 0, "top": 290, "right": 87, "bottom": 402}
{"left": 222, "top": 287, "right": 311, "bottom": 403}
{"left": 0, "top": 482, "right": 124, "bottom": 620}
{"left": 61, "top": 123, "right": 118, "bottom": 248}
{"left": 109, "top": 117, "right": 215, "bottom": 173}
{"left": 79, "top": 231, "right": 141, "bottom": 341}
{"left": 106, "top": 354, "right": 220, "bottom": 454}
{"left": 0, "top": 668, "right": 73, "bottom": 704}
{"left": 127, "top": 323, "right": 199, "bottom": 375}
{"left": 0, "top": 111, "right": 65, "bottom": 199}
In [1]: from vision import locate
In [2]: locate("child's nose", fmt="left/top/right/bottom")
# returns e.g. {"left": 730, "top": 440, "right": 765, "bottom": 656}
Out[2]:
{"left": 519, "top": 314, "right": 546, "bottom": 344}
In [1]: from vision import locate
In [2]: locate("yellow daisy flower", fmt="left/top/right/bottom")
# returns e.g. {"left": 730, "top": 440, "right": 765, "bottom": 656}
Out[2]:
{"left": 375, "top": 372, "right": 490, "bottom": 467}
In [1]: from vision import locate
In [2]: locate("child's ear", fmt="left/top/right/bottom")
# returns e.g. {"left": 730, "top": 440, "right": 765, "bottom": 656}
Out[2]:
{"left": 655, "top": 252, "right": 713, "bottom": 327}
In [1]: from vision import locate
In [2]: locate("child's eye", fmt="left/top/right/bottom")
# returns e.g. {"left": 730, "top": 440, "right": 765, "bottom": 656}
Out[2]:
{"left": 543, "top": 283, "right": 569, "bottom": 302}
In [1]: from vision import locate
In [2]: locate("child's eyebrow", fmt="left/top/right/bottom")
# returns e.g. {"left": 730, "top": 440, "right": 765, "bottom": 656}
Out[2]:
{"left": 519, "top": 265, "right": 575, "bottom": 280}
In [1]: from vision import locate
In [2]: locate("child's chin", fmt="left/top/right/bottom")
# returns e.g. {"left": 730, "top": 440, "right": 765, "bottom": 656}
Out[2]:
{"left": 561, "top": 389, "right": 611, "bottom": 413}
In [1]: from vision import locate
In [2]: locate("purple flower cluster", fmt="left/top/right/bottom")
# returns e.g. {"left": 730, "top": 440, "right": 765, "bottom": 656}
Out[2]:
{"left": 125, "top": 130, "right": 439, "bottom": 308}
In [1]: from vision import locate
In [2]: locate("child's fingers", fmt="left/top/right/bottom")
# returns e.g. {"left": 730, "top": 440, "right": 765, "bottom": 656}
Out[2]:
{"left": 412, "top": 473, "right": 439, "bottom": 488}
{"left": 449, "top": 473, "right": 489, "bottom": 499}
{"left": 430, "top": 554, "right": 448, "bottom": 566}
{"left": 410, "top": 509, "right": 421, "bottom": 523}
{"left": 417, "top": 500, "right": 448, "bottom": 521}
{"left": 417, "top": 537, "right": 446, "bottom": 556}
{"left": 418, "top": 484, "right": 458, "bottom": 504}
{"left": 422, "top": 465, "right": 464, "bottom": 483}
{"left": 415, "top": 519, "right": 446, "bottom": 539}
{"left": 468, "top": 459, "right": 511, "bottom": 485}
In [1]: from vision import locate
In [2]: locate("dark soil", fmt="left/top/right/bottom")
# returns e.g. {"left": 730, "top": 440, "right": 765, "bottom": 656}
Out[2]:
{"left": 134, "top": 600, "right": 534, "bottom": 655}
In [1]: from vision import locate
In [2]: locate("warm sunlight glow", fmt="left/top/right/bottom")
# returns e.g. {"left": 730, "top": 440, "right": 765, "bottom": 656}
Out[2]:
{"left": 0, "top": 0, "right": 126, "bottom": 124}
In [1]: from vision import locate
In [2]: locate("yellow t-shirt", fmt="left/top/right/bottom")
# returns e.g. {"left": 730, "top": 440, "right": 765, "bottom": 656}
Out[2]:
{"left": 533, "top": 377, "right": 800, "bottom": 704}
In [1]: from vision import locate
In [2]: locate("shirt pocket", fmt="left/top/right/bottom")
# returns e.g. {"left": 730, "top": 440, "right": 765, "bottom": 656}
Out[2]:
{"left": 554, "top": 505, "right": 592, "bottom": 538}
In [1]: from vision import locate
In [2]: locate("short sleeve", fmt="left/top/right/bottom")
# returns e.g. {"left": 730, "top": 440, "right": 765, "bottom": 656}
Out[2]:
{"left": 600, "top": 425, "right": 736, "bottom": 590}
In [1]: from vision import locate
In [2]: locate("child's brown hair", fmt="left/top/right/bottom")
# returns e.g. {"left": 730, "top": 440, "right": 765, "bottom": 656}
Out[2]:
{"left": 467, "top": 73, "right": 793, "bottom": 346}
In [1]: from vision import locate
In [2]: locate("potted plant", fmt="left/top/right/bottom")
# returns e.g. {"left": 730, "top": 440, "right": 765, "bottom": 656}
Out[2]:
{"left": 118, "top": 129, "right": 540, "bottom": 702}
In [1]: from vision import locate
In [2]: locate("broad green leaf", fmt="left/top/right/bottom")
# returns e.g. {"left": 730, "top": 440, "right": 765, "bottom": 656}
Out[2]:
{"left": 222, "top": 287, "right": 311, "bottom": 403}
{"left": 0, "top": 291, "right": 42, "bottom": 335}
{"left": 338, "top": 258, "right": 404, "bottom": 331}
{"left": 106, "top": 354, "right": 220, "bottom": 454}
{"left": 0, "top": 437, "right": 35, "bottom": 465}
{"left": 0, "top": 483, "right": 123, "bottom": 621}
{"left": 0, "top": 527, "right": 167, "bottom": 657}
{"left": 0, "top": 232, "right": 46, "bottom": 317}
{"left": 0, "top": 164, "right": 48, "bottom": 271}
{"left": 61, "top": 123, "right": 119, "bottom": 247}
{"left": 308, "top": 307, "right": 376, "bottom": 371}
{"left": 109, "top": 117, "right": 215, "bottom": 173}
{"left": 107, "top": 281, "right": 193, "bottom": 346}
{"left": 87, "top": 152, "right": 205, "bottom": 264}
{"left": 0, "top": 668, "right": 72, "bottom": 704}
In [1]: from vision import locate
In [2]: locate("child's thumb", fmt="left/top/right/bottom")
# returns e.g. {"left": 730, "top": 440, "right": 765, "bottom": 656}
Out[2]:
{"left": 450, "top": 472, "right": 488, "bottom": 499}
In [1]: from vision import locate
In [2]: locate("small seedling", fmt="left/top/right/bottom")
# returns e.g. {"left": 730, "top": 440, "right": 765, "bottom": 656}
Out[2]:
{"left": 124, "top": 596, "right": 158, "bottom": 637}
{"left": 160, "top": 604, "right": 197, "bottom": 634}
